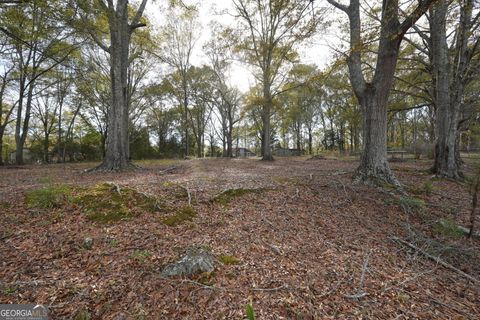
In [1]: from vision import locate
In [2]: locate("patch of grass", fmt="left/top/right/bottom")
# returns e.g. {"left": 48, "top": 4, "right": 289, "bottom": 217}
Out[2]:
{"left": 433, "top": 218, "right": 464, "bottom": 239}
{"left": 399, "top": 196, "right": 426, "bottom": 215}
{"left": 0, "top": 201, "right": 11, "bottom": 208}
{"left": 73, "top": 183, "right": 160, "bottom": 223}
{"left": 3, "top": 286, "right": 16, "bottom": 295}
{"left": 130, "top": 250, "right": 152, "bottom": 262}
{"left": 38, "top": 176, "right": 53, "bottom": 184}
{"left": 423, "top": 181, "right": 433, "bottom": 196}
{"left": 213, "top": 188, "right": 262, "bottom": 205}
{"left": 410, "top": 181, "right": 434, "bottom": 196}
{"left": 74, "top": 310, "right": 92, "bottom": 320}
{"left": 219, "top": 255, "right": 240, "bottom": 265}
{"left": 162, "top": 206, "right": 197, "bottom": 226}
{"left": 25, "top": 184, "right": 71, "bottom": 209}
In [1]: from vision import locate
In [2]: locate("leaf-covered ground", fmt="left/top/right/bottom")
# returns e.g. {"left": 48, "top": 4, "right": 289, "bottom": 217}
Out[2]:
{"left": 0, "top": 157, "right": 479, "bottom": 319}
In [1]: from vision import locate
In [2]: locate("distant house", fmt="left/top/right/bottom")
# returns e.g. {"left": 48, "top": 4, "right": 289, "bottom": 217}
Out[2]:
{"left": 273, "top": 148, "right": 304, "bottom": 157}
{"left": 9, "top": 148, "right": 35, "bottom": 164}
{"left": 232, "top": 147, "right": 256, "bottom": 157}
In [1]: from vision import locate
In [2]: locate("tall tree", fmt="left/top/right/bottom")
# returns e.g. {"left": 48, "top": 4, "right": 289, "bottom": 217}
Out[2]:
{"left": 429, "top": 0, "right": 479, "bottom": 178}
{"left": 79, "top": 0, "right": 148, "bottom": 171}
{"left": 157, "top": 5, "right": 199, "bottom": 158}
{"left": 1, "top": 0, "right": 77, "bottom": 164}
{"left": 327, "top": 0, "right": 436, "bottom": 185}
{"left": 232, "top": 0, "right": 318, "bottom": 160}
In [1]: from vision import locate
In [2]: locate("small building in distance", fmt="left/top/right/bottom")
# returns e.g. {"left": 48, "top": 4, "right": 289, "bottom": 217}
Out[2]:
{"left": 233, "top": 147, "right": 256, "bottom": 158}
{"left": 273, "top": 147, "right": 304, "bottom": 157}
{"left": 8, "top": 148, "right": 35, "bottom": 164}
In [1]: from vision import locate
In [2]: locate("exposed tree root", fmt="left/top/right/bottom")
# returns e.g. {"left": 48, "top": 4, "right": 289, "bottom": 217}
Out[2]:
{"left": 86, "top": 161, "right": 140, "bottom": 173}
{"left": 353, "top": 165, "right": 402, "bottom": 189}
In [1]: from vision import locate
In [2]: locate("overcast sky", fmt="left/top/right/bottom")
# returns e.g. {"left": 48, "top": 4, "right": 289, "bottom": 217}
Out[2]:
{"left": 144, "top": 0, "right": 338, "bottom": 92}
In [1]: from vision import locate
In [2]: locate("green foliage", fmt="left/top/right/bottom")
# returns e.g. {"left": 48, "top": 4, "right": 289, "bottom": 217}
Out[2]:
{"left": 399, "top": 196, "right": 426, "bottom": 215}
{"left": 25, "top": 185, "right": 71, "bottom": 209}
{"left": 433, "top": 219, "right": 464, "bottom": 239}
{"left": 246, "top": 302, "right": 256, "bottom": 320}
{"left": 410, "top": 180, "right": 434, "bottom": 196}
{"left": 423, "top": 181, "right": 433, "bottom": 196}
{"left": 130, "top": 250, "right": 152, "bottom": 263}
{"left": 219, "top": 255, "right": 240, "bottom": 265}
{"left": 213, "top": 188, "right": 261, "bottom": 205}
{"left": 3, "top": 287, "right": 16, "bottom": 295}
{"left": 73, "top": 183, "right": 160, "bottom": 223}
{"left": 162, "top": 206, "right": 197, "bottom": 226}
{"left": 74, "top": 310, "right": 92, "bottom": 320}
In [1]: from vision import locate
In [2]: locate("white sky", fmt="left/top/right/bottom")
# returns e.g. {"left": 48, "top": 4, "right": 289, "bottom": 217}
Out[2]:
{"left": 144, "top": 0, "right": 337, "bottom": 92}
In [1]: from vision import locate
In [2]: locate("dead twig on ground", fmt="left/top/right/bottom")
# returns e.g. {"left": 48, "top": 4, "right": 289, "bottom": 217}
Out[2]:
{"left": 344, "top": 248, "right": 370, "bottom": 300}
{"left": 159, "top": 166, "right": 178, "bottom": 175}
{"left": 391, "top": 236, "right": 480, "bottom": 285}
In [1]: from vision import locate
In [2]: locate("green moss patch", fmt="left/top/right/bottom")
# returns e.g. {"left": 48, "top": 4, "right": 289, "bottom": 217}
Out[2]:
{"left": 25, "top": 185, "right": 71, "bottom": 209}
{"left": 399, "top": 196, "right": 426, "bottom": 215}
{"left": 162, "top": 206, "right": 197, "bottom": 226}
{"left": 73, "top": 183, "right": 160, "bottom": 223}
{"left": 212, "top": 188, "right": 262, "bottom": 205}
{"left": 218, "top": 255, "right": 240, "bottom": 265}
{"left": 433, "top": 219, "right": 465, "bottom": 239}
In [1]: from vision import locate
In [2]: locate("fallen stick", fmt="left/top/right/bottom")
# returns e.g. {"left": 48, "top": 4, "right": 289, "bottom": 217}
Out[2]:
{"left": 159, "top": 166, "right": 178, "bottom": 175}
{"left": 391, "top": 236, "right": 480, "bottom": 285}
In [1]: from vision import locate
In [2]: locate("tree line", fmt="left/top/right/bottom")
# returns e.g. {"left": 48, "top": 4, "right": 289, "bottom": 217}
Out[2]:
{"left": 0, "top": 0, "right": 479, "bottom": 184}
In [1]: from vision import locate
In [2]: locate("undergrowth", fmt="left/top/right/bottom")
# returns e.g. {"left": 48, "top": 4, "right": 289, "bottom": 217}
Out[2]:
{"left": 212, "top": 188, "right": 261, "bottom": 205}
{"left": 72, "top": 183, "right": 160, "bottom": 223}
{"left": 25, "top": 184, "right": 71, "bottom": 209}
{"left": 162, "top": 206, "right": 197, "bottom": 226}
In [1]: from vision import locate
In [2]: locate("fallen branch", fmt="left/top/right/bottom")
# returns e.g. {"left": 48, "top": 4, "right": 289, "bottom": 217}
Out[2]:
{"left": 344, "top": 248, "right": 370, "bottom": 300}
{"left": 177, "top": 279, "right": 288, "bottom": 293}
{"left": 159, "top": 166, "right": 178, "bottom": 175}
{"left": 391, "top": 236, "right": 480, "bottom": 285}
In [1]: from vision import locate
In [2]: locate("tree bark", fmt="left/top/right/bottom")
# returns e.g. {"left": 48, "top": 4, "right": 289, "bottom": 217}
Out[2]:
{"left": 92, "top": 0, "right": 147, "bottom": 171}
{"left": 431, "top": 0, "right": 473, "bottom": 179}
{"left": 328, "top": 0, "right": 435, "bottom": 186}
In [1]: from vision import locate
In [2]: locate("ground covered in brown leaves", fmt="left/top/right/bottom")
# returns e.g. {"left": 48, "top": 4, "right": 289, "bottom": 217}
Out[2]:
{"left": 1, "top": 157, "right": 479, "bottom": 319}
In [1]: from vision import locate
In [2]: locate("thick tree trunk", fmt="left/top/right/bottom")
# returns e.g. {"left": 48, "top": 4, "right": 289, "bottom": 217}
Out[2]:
{"left": 328, "top": 0, "right": 435, "bottom": 186}
{"left": 431, "top": 0, "right": 471, "bottom": 179}
{"left": 431, "top": 0, "right": 458, "bottom": 178}
{"left": 354, "top": 89, "right": 398, "bottom": 185}
{"left": 95, "top": 1, "right": 132, "bottom": 171}
{"left": 226, "top": 131, "right": 233, "bottom": 157}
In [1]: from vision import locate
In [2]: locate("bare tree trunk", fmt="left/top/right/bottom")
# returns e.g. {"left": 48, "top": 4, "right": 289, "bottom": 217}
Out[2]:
{"left": 262, "top": 86, "right": 273, "bottom": 161}
{"left": 15, "top": 81, "right": 35, "bottom": 165}
{"left": 431, "top": 0, "right": 459, "bottom": 178}
{"left": 327, "top": 0, "right": 435, "bottom": 186}
{"left": 431, "top": 0, "right": 473, "bottom": 179}
{"left": 92, "top": 0, "right": 148, "bottom": 171}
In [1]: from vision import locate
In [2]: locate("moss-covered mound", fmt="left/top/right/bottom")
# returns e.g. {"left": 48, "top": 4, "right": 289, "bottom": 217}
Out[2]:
{"left": 73, "top": 183, "right": 160, "bottom": 223}
{"left": 212, "top": 188, "right": 262, "bottom": 205}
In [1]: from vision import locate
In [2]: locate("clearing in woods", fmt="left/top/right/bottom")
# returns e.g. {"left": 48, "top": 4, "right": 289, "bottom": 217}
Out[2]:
{"left": 0, "top": 157, "right": 479, "bottom": 319}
